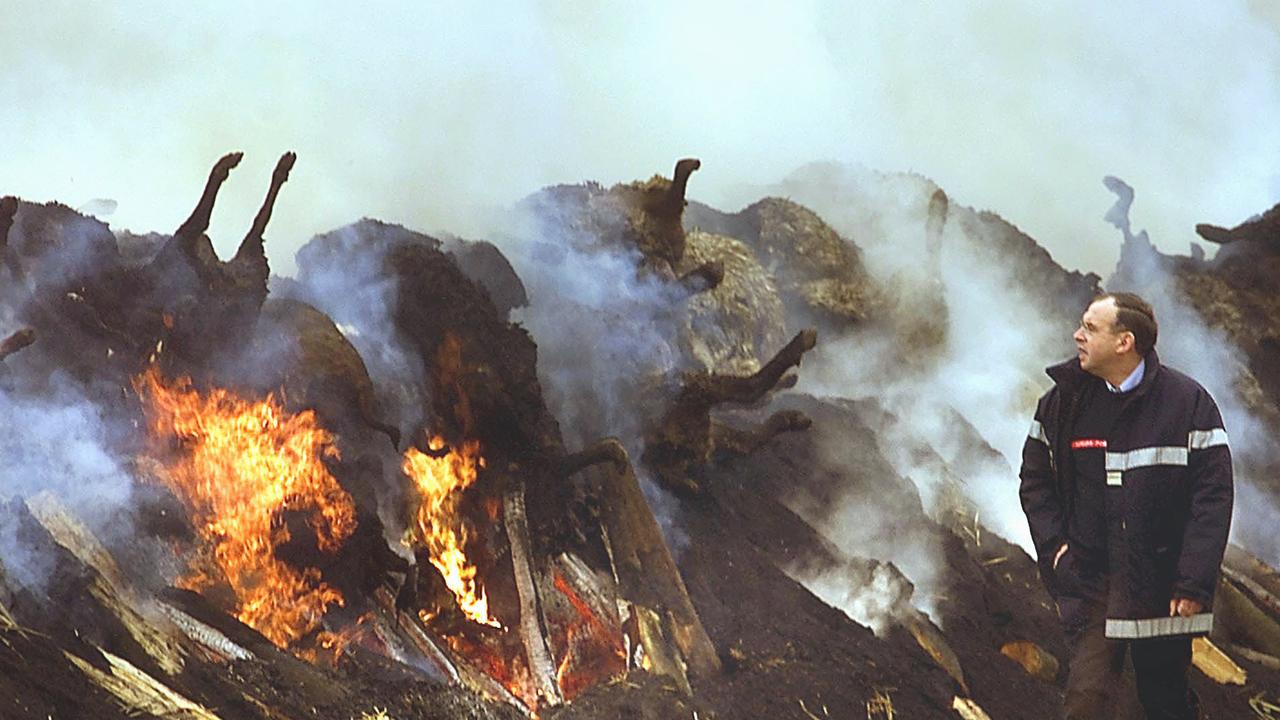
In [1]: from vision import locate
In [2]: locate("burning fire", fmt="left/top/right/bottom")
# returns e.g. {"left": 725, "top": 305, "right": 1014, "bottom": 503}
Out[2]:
{"left": 403, "top": 436, "right": 500, "bottom": 627}
{"left": 135, "top": 368, "right": 357, "bottom": 648}
{"left": 552, "top": 571, "right": 626, "bottom": 700}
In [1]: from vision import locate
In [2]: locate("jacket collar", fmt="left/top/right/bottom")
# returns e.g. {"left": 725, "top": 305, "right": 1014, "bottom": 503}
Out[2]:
{"left": 1046, "top": 348, "right": 1161, "bottom": 397}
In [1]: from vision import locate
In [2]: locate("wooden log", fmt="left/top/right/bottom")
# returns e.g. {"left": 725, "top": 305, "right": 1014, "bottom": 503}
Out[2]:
{"left": 1191, "top": 636, "right": 1246, "bottom": 685}
{"left": 66, "top": 647, "right": 221, "bottom": 720}
{"left": 26, "top": 493, "right": 186, "bottom": 676}
{"left": 1223, "top": 544, "right": 1280, "bottom": 619}
{"left": 545, "top": 551, "right": 627, "bottom": 698}
{"left": 1216, "top": 575, "right": 1280, "bottom": 658}
{"left": 951, "top": 697, "right": 993, "bottom": 720}
{"left": 904, "top": 609, "right": 968, "bottom": 694}
{"left": 553, "top": 552, "right": 622, "bottom": 632}
{"left": 1229, "top": 643, "right": 1280, "bottom": 671}
{"left": 390, "top": 584, "right": 532, "bottom": 714}
{"left": 392, "top": 609, "right": 461, "bottom": 686}
{"left": 586, "top": 439, "right": 721, "bottom": 682}
{"left": 558, "top": 439, "right": 629, "bottom": 478}
{"left": 633, "top": 603, "right": 691, "bottom": 695}
{"left": 1218, "top": 563, "right": 1280, "bottom": 614}
{"left": 503, "top": 482, "right": 563, "bottom": 708}
{"left": 0, "top": 602, "right": 41, "bottom": 652}
{"left": 999, "top": 640, "right": 1059, "bottom": 684}
{"left": 26, "top": 492, "right": 127, "bottom": 590}
{"left": 155, "top": 601, "right": 253, "bottom": 662}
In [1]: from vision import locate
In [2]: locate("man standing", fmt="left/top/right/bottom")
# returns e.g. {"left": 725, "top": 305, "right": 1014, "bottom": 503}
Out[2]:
{"left": 1019, "top": 292, "right": 1233, "bottom": 719}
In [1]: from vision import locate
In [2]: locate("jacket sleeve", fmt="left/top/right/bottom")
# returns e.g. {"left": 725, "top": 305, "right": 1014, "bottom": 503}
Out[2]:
{"left": 1173, "top": 389, "right": 1234, "bottom": 607}
{"left": 1019, "top": 392, "right": 1066, "bottom": 566}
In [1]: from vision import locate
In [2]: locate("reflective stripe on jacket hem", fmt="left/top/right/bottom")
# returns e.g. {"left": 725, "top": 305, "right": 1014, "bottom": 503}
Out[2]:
{"left": 1105, "top": 613, "right": 1213, "bottom": 639}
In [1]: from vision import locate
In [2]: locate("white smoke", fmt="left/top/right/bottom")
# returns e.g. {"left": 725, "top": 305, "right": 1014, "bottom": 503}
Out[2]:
{"left": 0, "top": 376, "right": 136, "bottom": 594}
{"left": 703, "top": 164, "right": 1079, "bottom": 631}
{"left": 770, "top": 164, "right": 1063, "bottom": 552}
{"left": 802, "top": 561, "right": 914, "bottom": 637}
{"left": 497, "top": 165, "right": 1083, "bottom": 628}
{"left": 282, "top": 222, "right": 428, "bottom": 440}
{"left": 501, "top": 203, "right": 686, "bottom": 449}
{"left": 493, "top": 197, "right": 697, "bottom": 551}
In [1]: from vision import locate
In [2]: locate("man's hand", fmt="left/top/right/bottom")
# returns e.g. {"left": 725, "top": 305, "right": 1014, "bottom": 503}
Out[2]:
{"left": 1169, "top": 598, "right": 1203, "bottom": 617}
{"left": 1053, "top": 543, "right": 1068, "bottom": 570}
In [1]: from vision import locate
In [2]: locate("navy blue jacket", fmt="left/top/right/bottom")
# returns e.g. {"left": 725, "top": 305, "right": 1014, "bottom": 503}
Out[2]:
{"left": 1019, "top": 349, "right": 1233, "bottom": 638}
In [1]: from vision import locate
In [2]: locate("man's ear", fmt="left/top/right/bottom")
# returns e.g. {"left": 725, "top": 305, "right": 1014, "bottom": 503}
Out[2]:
{"left": 1117, "top": 330, "right": 1135, "bottom": 354}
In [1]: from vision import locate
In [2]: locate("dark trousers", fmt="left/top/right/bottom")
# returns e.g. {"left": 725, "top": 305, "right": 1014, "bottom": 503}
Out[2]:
{"left": 1064, "top": 606, "right": 1198, "bottom": 720}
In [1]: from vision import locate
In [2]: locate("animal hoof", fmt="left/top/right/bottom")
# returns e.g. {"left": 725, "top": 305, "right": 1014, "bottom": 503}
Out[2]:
{"left": 275, "top": 152, "right": 298, "bottom": 181}
{"left": 213, "top": 152, "right": 245, "bottom": 180}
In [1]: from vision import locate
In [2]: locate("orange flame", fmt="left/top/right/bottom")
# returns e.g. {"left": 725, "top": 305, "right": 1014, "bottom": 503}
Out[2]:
{"left": 308, "top": 614, "right": 373, "bottom": 666}
{"left": 402, "top": 436, "right": 499, "bottom": 627}
{"left": 135, "top": 368, "right": 356, "bottom": 648}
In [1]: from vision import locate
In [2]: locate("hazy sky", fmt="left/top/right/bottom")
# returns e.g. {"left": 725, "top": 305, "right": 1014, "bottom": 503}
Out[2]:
{"left": 4, "top": 1, "right": 1279, "bottom": 275}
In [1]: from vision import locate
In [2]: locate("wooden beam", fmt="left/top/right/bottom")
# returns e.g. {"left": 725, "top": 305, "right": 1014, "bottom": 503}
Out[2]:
{"left": 503, "top": 483, "right": 563, "bottom": 708}
{"left": 586, "top": 439, "right": 721, "bottom": 682}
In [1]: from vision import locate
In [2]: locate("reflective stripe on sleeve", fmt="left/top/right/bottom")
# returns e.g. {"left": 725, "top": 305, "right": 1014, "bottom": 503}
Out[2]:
{"left": 1188, "top": 428, "right": 1229, "bottom": 450}
{"left": 1028, "top": 420, "right": 1048, "bottom": 445}
{"left": 1105, "top": 613, "right": 1213, "bottom": 639}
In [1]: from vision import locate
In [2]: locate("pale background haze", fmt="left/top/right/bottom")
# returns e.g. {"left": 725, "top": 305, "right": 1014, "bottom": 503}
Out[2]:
{"left": 4, "top": 1, "right": 1279, "bottom": 275}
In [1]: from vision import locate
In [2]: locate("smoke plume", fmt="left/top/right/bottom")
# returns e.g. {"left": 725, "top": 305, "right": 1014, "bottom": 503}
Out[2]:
{"left": 0, "top": 377, "right": 137, "bottom": 594}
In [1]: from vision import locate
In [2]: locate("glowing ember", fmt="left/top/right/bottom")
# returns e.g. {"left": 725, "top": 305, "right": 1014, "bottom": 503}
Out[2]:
{"left": 552, "top": 571, "right": 626, "bottom": 699}
{"left": 135, "top": 368, "right": 356, "bottom": 648}
{"left": 402, "top": 435, "right": 500, "bottom": 627}
{"left": 309, "top": 615, "right": 373, "bottom": 666}
{"left": 443, "top": 630, "right": 539, "bottom": 712}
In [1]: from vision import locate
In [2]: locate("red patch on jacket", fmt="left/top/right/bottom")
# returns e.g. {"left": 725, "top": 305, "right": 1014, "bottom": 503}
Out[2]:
{"left": 1071, "top": 438, "right": 1108, "bottom": 449}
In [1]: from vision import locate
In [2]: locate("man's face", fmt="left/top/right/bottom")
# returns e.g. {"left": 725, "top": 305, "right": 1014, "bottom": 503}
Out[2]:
{"left": 1073, "top": 298, "right": 1130, "bottom": 375}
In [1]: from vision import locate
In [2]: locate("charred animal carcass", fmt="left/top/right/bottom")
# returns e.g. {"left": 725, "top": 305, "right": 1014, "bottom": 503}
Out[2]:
{"left": 1196, "top": 199, "right": 1280, "bottom": 257}
{"left": 676, "top": 230, "right": 788, "bottom": 375}
{"left": 246, "top": 297, "right": 401, "bottom": 450}
{"left": 519, "top": 158, "right": 719, "bottom": 285}
{"left": 143, "top": 152, "right": 295, "bottom": 369}
{"left": 685, "top": 196, "right": 884, "bottom": 332}
{"left": 0, "top": 193, "right": 146, "bottom": 386}
{"left": 643, "top": 328, "right": 818, "bottom": 496}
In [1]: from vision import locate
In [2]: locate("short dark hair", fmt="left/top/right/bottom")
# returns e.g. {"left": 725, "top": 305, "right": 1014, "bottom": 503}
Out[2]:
{"left": 1096, "top": 291, "right": 1157, "bottom": 355}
